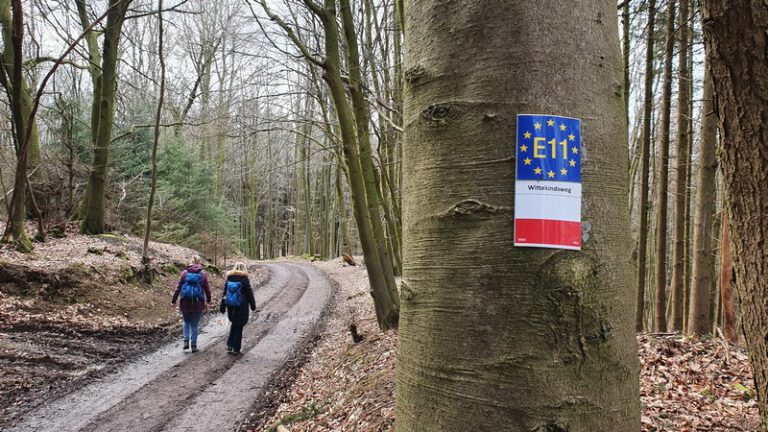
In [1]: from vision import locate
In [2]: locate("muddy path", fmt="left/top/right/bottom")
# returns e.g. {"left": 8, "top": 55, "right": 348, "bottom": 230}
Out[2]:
{"left": 6, "top": 262, "right": 333, "bottom": 432}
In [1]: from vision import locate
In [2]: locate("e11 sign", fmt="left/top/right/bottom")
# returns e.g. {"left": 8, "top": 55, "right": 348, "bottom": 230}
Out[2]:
{"left": 514, "top": 114, "right": 582, "bottom": 250}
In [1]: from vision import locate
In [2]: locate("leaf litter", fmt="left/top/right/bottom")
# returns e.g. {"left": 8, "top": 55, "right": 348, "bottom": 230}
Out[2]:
{"left": 250, "top": 258, "right": 760, "bottom": 432}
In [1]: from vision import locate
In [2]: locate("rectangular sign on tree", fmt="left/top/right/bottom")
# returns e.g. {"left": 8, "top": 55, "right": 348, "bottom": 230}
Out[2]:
{"left": 514, "top": 114, "right": 582, "bottom": 250}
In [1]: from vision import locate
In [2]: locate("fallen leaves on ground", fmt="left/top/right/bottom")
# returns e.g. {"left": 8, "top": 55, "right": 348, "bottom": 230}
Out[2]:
{"left": 253, "top": 257, "right": 760, "bottom": 432}
{"left": 640, "top": 334, "right": 759, "bottom": 431}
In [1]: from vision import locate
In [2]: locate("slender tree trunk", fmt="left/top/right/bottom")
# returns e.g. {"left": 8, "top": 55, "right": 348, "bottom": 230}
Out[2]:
{"left": 142, "top": 0, "right": 165, "bottom": 261}
{"left": 0, "top": 0, "right": 41, "bottom": 201}
{"left": 396, "top": 0, "right": 640, "bottom": 430}
{"left": 702, "top": 1, "right": 768, "bottom": 427}
{"left": 81, "top": 0, "right": 131, "bottom": 234}
{"left": 654, "top": 0, "right": 676, "bottom": 333}
{"left": 1, "top": 0, "right": 31, "bottom": 252}
{"left": 687, "top": 63, "right": 718, "bottom": 335}
{"left": 339, "top": 0, "right": 400, "bottom": 306}
{"left": 635, "top": 0, "right": 657, "bottom": 332}
{"left": 670, "top": 0, "right": 691, "bottom": 331}
{"left": 320, "top": 0, "right": 399, "bottom": 329}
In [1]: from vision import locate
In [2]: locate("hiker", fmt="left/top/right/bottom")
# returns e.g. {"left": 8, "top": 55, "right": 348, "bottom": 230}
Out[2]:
{"left": 219, "top": 262, "right": 256, "bottom": 355}
{"left": 171, "top": 255, "right": 211, "bottom": 353}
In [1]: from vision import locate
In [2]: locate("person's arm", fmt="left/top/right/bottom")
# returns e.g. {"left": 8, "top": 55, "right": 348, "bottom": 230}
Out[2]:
{"left": 172, "top": 271, "right": 186, "bottom": 303}
{"left": 219, "top": 277, "right": 228, "bottom": 313}
{"left": 202, "top": 272, "right": 212, "bottom": 303}
{"left": 246, "top": 278, "right": 256, "bottom": 311}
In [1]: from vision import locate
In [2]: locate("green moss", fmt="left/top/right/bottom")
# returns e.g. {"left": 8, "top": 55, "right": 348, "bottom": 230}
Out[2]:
{"left": 49, "top": 226, "right": 66, "bottom": 238}
{"left": 204, "top": 264, "right": 221, "bottom": 275}
{"left": 266, "top": 403, "right": 323, "bottom": 432}
{"left": 163, "top": 263, "right": 180, "bottom": 274}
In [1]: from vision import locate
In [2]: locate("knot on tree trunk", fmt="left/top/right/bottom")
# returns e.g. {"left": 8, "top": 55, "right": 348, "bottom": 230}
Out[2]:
{"left": 534, "top": 252, "right": 613, "bottom": 366}
{"left": 437, "top": 200, "right": 509, "bottom": 220}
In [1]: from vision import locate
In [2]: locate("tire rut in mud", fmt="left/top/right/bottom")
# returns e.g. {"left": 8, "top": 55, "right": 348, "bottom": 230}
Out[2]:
{"left": 79, "top": 264, "right": 310, "bottom": 432}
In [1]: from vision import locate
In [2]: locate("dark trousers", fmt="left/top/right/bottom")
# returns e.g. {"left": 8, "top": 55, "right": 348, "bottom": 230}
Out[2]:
{"left": 227, "top": 318, "right": 247, "bottom": 353}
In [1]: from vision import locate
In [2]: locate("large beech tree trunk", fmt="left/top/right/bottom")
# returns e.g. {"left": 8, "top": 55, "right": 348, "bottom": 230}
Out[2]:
{"left": 701, "top": 1, "right": 768, "bottom": 427}
{"left": 395, "top": 1, "right": 640, "bottom": 430}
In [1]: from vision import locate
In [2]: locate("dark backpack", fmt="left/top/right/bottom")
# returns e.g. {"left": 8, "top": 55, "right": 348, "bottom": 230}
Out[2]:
{"left": 225, "top": 280, "right": 243, "bottom": 307}
{"left": 181, "top": 272, "right": 205, "bottom": 302}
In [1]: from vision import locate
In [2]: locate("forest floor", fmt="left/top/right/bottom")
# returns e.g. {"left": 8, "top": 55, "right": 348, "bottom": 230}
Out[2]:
{"left": 0, "top": 228, "right": 759, "bottom": 431}
{"left": 251, "top": 257, "right": 760, "bottom": 432}
{"left": 0, "top": 223, "right": 334, "bottom": 431}
{"left": 0, "top": 222, "right": 222, "bottom": 428}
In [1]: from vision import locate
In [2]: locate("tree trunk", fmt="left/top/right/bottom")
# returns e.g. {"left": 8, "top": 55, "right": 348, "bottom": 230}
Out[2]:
{"left": 622, "top": 0, "right": 630, "bottom": 128}
{"left": 670, "top": 0, "right": 691, "bottom": 331}
{"left": 81, "top": 0, "right": 131, "bottom": 234}
{"left": 719, "top": 211, "right": 738, "bottom": 344}
{"left": 339, "top": 0, "right": 400, "bottom": 304}
{"left": 653, "top": 0, "right": 676, "bottom": 333}
{"left": 320, "top": 0, "right": 399, "bottom": 329}
{"left": 701, "top": 1, "right": 768, "bottom": 427}
{"left": 395, "top": 1, "right": 640, "bottom": 430}
{"left": 635, "top": 0, "right": 657, "bottom": 332}
{"left": 687, "top": 63, "right": 718, "bottom": 335}
{"left": 142, "top": 0, "right": 165, "bottom": 261}
{"left": 0, "top": 0, "right": 31, "bottom": 252}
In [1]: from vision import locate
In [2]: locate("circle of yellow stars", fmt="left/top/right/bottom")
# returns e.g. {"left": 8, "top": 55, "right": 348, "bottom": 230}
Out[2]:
{"left": 520, "top": 118, "right": 579, "bottom": 178}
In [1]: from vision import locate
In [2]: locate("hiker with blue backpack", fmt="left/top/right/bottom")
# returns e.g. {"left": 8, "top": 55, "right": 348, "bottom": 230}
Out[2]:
{"left": 171, "top": 255, "right": 211, "bottom": 353}
{"left": 219, "top": 262, "right": 256, "bottom": 355}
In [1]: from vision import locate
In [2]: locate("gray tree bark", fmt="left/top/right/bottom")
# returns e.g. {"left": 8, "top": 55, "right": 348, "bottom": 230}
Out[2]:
{"left": 395, "top": 1, "right": 640, "bottom": 430}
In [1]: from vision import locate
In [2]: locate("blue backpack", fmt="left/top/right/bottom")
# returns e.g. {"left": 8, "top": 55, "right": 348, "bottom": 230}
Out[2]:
{"left": 225, "top": 280, "right": 243, "bottom": 307}
{"left": 180, "top": 272, "right": 205, "bottom": 302}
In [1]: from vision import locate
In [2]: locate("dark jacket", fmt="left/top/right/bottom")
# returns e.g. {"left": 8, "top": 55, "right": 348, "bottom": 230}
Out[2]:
{"left": 172, "top": 264, "right": 211, "bottom": 313}
{"left": 219, "top": 270, "right": 256, "bottom": 321}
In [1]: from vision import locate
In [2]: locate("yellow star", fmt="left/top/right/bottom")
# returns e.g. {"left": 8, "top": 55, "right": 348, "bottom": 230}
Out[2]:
{"left": 523, "top": 131, "right": 532, "bottom": 139}
{"left": 560, "top": 124, "right": 567, "bottom": 131}
{"left": 547, "top": 119, "right": 555, "bottom": 127}
{"left": 548, "top": 170, "right": 555, "bottom": 178}
{"left": 560, "top": 168, "right": 568, "bottom": 176}
{"left": 568, "top": 133, "right": 575, "bottom": 141}
{"left": 534, "top": 122, "right": 542, "bottom": 130}
{"left": 569, "top": 159, "right": 576, "bottom": 167}
{"left": 534, "top": 167, "right": 543, "bottom": 175}
{"left": 571, "top": 146, "right": 579, "bottom": 154}
{"left": 524, "top": 158, "right": 532, "bottom": 165}
{"left": 520, "top": 144, "right": 528, "bottom": 152}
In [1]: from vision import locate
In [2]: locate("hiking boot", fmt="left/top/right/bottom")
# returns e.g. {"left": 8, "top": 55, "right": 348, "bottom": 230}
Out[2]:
{"left": 183, "top": 340, "right": 189, "bottom": 350}
{"left": 191, "top": 346, "right": 198, "bottom": 353}
{"left": 226, "top": 346, "right": 233, "bottom": 353}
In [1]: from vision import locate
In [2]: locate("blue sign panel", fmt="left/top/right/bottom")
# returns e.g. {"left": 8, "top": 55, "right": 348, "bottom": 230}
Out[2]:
{"left": 516, "top": 114, "right": 581, "bottom": 183}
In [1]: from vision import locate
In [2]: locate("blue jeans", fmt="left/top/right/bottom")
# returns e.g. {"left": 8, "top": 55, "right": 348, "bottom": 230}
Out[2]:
{"left": 182, "top": 312, "right": 203, "bottom": 346}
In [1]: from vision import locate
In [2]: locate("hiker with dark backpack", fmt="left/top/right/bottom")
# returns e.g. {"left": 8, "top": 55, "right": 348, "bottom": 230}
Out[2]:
{"left": 219, "top": 262, "right": 256, "bottom": 355}
{"left": 171, "top": 255, "right": 211, "bottom": 353}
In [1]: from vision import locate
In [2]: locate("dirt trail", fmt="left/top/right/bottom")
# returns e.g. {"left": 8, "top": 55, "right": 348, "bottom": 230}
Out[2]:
{"left": 6, "top": 262, "right": 332, "bottom": 432}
